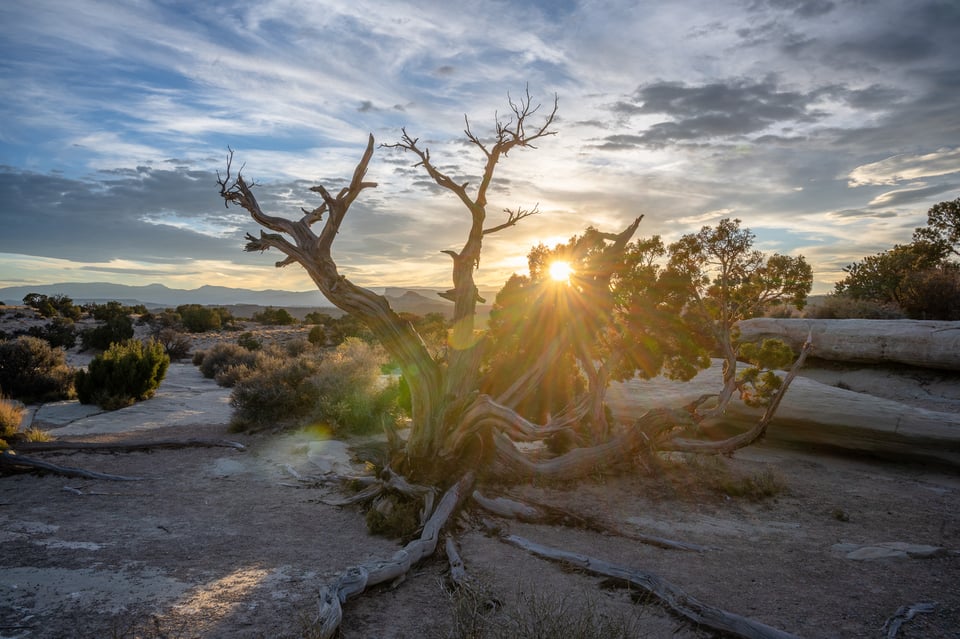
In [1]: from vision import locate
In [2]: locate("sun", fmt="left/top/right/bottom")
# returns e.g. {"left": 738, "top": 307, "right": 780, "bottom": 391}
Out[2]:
{"left": 548, "top": 260, "right": 573, "bottom": 282}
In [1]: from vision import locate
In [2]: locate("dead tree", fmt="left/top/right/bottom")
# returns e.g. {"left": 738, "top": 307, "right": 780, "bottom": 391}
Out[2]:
{"left": 218, "top": 91, "right": 810, "bottom": 638}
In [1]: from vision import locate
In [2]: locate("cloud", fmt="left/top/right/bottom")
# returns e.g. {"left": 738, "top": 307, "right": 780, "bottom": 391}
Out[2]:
{"left": 848, "top": 148, "right": 960, "bottom": 186}
{"left": 607, "top": 78, "right": 826, "bottom": 147}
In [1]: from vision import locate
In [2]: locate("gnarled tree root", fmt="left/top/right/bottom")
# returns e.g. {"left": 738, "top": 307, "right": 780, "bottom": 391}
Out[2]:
{"left": 14, "top": 438, "right": 246, "bottom": 453}
{"left": 499, "top": 532, "right": 802, "bottom": 639}
{"left": 313, "top": 472, "right": 476, "bottom": 638}
{"left": 0, "top": 451, "right": 144, "bottom": 481}
{"left": 472, "top": 490, "right": 708, "bottom": 552}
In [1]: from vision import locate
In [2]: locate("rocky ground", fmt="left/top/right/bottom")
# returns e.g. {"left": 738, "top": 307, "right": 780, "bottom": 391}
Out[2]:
{"left": 1, "top": 313, "right": 958, "bottom": 638}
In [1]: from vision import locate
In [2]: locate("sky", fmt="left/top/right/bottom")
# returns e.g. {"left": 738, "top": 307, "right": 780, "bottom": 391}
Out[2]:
{"left": 1, "top": 0, "right": 958, "bottom": 296}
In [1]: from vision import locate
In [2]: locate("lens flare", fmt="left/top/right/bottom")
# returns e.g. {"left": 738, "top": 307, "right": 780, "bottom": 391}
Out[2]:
{"left": 548, "top": 260, "right": 573, "bottom": 282}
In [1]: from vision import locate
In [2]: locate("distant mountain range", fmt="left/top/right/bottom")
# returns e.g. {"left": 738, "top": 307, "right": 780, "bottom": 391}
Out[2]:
{"left": 0, "top": 281, "right": 498, "bottom": 319}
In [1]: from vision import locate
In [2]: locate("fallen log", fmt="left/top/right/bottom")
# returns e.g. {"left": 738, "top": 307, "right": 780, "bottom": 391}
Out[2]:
{"left": 499, "top": 532, "right": 802, "bottom": 639}
{"left": 14, "top": 438, "right": 246, "bottom": 453}
{"left": 0, "top": 451, "right": 144, "bottom": 481}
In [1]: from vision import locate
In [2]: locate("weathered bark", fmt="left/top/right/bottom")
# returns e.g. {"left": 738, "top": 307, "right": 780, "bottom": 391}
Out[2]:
{"left": 14, "top": 439, "right": 246, "bottom": 453}
{"left": 500, "top": 532, "right": 801, "bottom": 639}
{"left": 0, "top": 451, "right": 144, "bottom": 481}
{"left": 313, "top": 472, "right": 475, "bottom": 638}
{"left": 472, "top": 490, "right": 708, "bottom": 552}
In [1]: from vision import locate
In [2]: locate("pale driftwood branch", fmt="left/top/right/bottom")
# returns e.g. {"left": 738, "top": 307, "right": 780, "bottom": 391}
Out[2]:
{"left": 444, "top": 536, "right": 470, "bottom": 589}
{"left": 314, "top": 472, "right": 476, "bottom": 638}
{"left": 472, "top": 490, "right": 707, "bottom": 552}
{"left": 881, "top": 602, "right": 936, "bottom": 639}
{"left": 15, "top": 439, "right": 246, "bottom": 453}
{"left": 0, "top": 452, "right": 144, "bottom": 481}
{"left": 501, "top": 533, "right": 801, "bottom": 639}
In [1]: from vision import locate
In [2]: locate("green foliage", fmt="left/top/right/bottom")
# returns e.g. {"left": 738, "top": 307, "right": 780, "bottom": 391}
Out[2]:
{"left": 251, "top": 306, "right": 296, "bottom": 326}
{"left": 81, "top": 314, "right": 134, "bottom": 351}
{"left": 912, "top": 196, "right": 960, "bottom": 258}
{"left": 834, "top": 242, "right": 943, "bottom": 307}
{"left": 804, "top": 294, "right": 904, "bottom": 319}
{"left": 89, "top": 301, "right": 133, "bottom": 321}
{"left": 0, "top": 336, "right": 75, "bottom": 403}
{"left": 22, "top": 293, "right": 81, "bottom": 319}
{"left": 735, "top": 339, "right": 795, "bottom": 408}
{"left": 668, "top": 218, "right": 813, "bottom": 337}
{"left": 176, "top": 304, "right": 232, "bottom": 333}
{"left": 899, "top": 264, "right": 960, "bottom": 320}
{"left": 26, "top": 316, "right": 77, "bottom": 349}
{"left": 303, "top": 311, "right": 334, "bottom": 325}
{"left": 307, "top": 324, "right": 326, "bottom": 346}
{"left": 230, "top": 338, "right": 397, "bottom": 434}
{"left": 197, "top": 342, "right": 258, "bottom": 380}
{"left": 75, "top": 338, "right": 170, "bottom": 410}
{"left": 833, "top": 198, "right": 960, "bottom": 319}
{"left": 236, "top": 331, "right": 262, "bottom": 351}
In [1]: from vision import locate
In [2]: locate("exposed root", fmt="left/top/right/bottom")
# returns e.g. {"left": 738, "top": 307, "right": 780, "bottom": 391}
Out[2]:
{"left": 313, "top": 472, "right": 476, "bottom": 638}
{"left": 14, "top": 438, "right": 246, "bottom": 453}
{"left": 0, "top": 451, "right": 144, "bottom": 481}
{"left": 499, "top": 531, "right": 802, "bottom": 639}
{"left": 472, "top": 490, "right": 708, "bottom": 552}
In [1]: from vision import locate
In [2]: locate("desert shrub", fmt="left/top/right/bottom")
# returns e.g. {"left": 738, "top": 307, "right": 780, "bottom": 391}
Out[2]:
{"left": 283, "top": 338, "right": 311, "bottom": 357}
{"left": 214, "top": 363, "right": 255, "bottom": 388}
{"left": 23, "top": 293, "right": 81, "bottom": 319}
{"left": 804, "top": 294, "right": 904, "bottom": 319}
{"left": 229, "top": 353, "right": 322, "bottom": 428}
{"left": 230, "top": 338, "right": 398, "bottom": 433}
{"left": 191, "top": 350, "right": 206, "bottom": 366}
{"left": 177, "top": 304, "right": 232, "bottom": 333}
{"left": 237, "top": 332, "right": 262, "bottom": 351}
{"left": 27, "top": 316, "right": 77, "bottom": 349}
{"left": 0, "top": 397, "right": 25, "bottom": 449}
{"left": 75, "top": 338, "right": 170, "bottom": 410}
{"left": 154, "top": 328, "right": 192, "bottom": 360}
{"left": 81, "top": 315, "right": 135, "bottom": 351}
{"left": 899, "top": 265, "right": 960, "bottom": 320}
{"left": 307, "top": 325, "right": 326, "bottom": 346}
{"left": 0, "top": 336, "right": 75, "bottom": 403}
{"left": 252, "top": 306, "right": 296, "bottom": 326}
{"left": 198, "top": 342, "right": 259, "bottom": 381}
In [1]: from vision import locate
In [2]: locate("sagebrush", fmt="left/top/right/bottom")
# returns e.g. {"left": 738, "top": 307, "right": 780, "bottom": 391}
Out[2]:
{"left": 0, "top": 335, "right": 75, "bottom": 403}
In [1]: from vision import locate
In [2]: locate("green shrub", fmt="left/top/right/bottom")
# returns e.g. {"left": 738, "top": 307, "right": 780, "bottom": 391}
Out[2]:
{"left": 252, "top": 307, "right": 296, "bottom": 326}
{"left": 307, "top": 325, "right": 326, "bottom": 346}
{"left": 0, "top": 336, "right": 75, "bottom": 403}
{"left": 230, "top": 338, "right": 398, "bottom": 433}
{"left": 81, "top": 315, "right": 135, "bottom": 351}
{"left": 198, "top": 342, "right": 258, "bottom": 381}
{"left": 229, "top": 354, "right": 321, "bottom": 428}
{"left": 177, "top": 304, "right": 232, "bottom": 333}
{"left": 75, "top": 339, "right": 170, "bottom": 410}
{"left": 237, "top": 332, "right": 262, "bottom": 351}
{"left": 805, "top": 294, "right": 904, "bottom": 319}
{"left": 27, "top": 316, "right": 77, "bottom": 349}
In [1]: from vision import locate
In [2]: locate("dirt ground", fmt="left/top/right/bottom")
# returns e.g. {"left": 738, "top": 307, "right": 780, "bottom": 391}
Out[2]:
{"left": 1, "top": 315, "right": 958, "bottom": 638}
{"left": 1, "top": 417, "right": 958, "bottom": 638}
